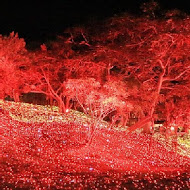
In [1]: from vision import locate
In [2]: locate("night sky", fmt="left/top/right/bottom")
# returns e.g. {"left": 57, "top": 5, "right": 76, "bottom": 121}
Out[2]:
{"left": 0, "top": 0, "right": 189, "bottom": 43}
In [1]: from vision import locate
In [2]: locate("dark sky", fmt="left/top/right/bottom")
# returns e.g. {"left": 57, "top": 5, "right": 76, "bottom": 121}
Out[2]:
{"left": 0, "top": 0, "right": 189, "bottom": 43}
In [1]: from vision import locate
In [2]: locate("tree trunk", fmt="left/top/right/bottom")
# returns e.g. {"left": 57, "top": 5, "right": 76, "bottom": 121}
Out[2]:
{"left": 127, "top": 116, "right": 152, "bottom": 133}
{"left": 65, "top": 96, "right": 71, "bottom": 109}
{"left": 87, "top": 119, "right": 99, "bottom": 145}
{"left": 128, "top": 69, "right": 165, "bottom": 133}
{"left": 49, "top": 96, "right": 53, "bottom": 106}
{"left": 58, "top": 98, "right": 66, "bottom": 113}
{"left": 13, "top": 90, "right": 20, "bottom": 102}
{"left": 150, "top": 72, "right": 165, "bottom": 117}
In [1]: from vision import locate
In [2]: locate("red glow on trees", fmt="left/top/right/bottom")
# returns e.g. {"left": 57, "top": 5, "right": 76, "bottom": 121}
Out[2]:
{"left": 1, "top": 6, "right": 190, "bottom": 189}
{"left": 0, "top": 32, "right": 30, "bottom": 102}
{"left": 65, "top": 78, "right": 129, "bottom": 143}
{"left": 0, "top": 12, "right": 189, "bottom": 135}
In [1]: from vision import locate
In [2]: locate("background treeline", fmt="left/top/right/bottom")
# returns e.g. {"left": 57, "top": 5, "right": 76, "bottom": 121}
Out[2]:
{"left": 0, "top": 10, "right": 189, "bottom": 133}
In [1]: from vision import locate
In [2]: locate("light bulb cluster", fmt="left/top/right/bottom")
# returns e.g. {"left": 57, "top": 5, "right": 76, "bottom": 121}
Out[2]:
{"left": 0, "top": 107, "right": 190, "bottom": 189}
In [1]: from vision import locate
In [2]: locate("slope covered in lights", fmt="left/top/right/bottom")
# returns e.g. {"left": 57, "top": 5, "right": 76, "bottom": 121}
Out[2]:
{"left": 0, "top": 100, "right": 190, "bottom": 189}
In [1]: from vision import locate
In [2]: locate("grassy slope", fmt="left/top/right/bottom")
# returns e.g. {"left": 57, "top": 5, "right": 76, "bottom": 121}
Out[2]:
{"left": 0, "top": 99, "right": 190, "bottom": 161}
{"left": 1, "top": 99, "right": 190, "bottom": 189}
{"left": 0, "top": 99, "right": 108, "bottom": 126}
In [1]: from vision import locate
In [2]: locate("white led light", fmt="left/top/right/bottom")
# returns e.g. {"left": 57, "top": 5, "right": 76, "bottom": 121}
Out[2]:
{"left": 171, "top": 126, "right": 175, "bottom": 131}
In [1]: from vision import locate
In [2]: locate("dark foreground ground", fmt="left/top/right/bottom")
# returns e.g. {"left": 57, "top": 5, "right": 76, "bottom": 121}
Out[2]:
{"left": 1, "top": 170, "right": 190, "bottom": 189}
{"left": 0, "top": 112, "right": 190, "bottom": 189}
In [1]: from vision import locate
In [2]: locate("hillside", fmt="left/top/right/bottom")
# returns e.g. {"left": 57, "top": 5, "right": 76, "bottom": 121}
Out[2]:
{"left": 0, "top": 100, "right": 190, "bottom": 189}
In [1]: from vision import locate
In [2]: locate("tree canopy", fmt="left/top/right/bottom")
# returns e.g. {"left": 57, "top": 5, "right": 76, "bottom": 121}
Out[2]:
{"left": 0, "top": 11, "right": 189, "bottom": 133}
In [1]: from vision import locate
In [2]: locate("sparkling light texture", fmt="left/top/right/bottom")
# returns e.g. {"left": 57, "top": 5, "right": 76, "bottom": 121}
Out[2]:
{"left": 0, "top": 102, "right": 190, "bottom": 189}
{"left": 0, "top": 10, "right": 190, "bottom": 190}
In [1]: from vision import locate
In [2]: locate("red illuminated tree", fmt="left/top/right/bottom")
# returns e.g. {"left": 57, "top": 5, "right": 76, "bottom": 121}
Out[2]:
{"left": 110, "top": 17, "right": 190, "bottom": 132}
{"left": 85, "top": 13, "right": 190, "bottom": 132}
{"left": 0, "top": 32, "right": 30, "bottom": 102}
{"left": 65, "top": 78, "right": 128, "bottom": 143}
{"left": 45, "top": 13, "right": 190, "bottom": 134}
{"left": 1, "top": 11, "right": 188, "bottom": 137}
{"left": 27, "top": 60, "right": 71, "bottom": 113}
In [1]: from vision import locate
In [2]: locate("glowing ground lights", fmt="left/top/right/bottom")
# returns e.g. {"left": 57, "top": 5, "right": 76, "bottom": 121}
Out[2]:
{"left": 0, "top": 100, "right": 190, "bottom": 189}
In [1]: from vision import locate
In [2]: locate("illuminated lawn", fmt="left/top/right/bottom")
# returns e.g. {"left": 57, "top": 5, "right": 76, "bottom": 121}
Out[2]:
{"left": 0, "top": 100, "right": 190, "bottom": 189}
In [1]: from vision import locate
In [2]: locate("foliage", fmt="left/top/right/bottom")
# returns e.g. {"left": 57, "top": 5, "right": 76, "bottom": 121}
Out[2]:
{"left": 0, "top": 32, "right": 30, "bottom": 101}
{"left": 65, "top": 78, "right": 128, "bottom": 143}
{"left": 92, "top": 13, "right": 190, "bottom": 132}
{"left": 0, "top": 10, "right": 189, "bottom": 136}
